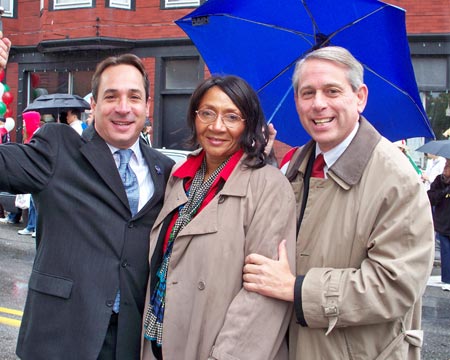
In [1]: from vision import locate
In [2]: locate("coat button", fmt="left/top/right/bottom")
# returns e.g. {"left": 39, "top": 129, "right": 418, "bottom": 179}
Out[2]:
{"left": 198, "top": 281, "right": 206, "bottom": 290}
{"left": 128, "top": 222, "right": 135, "bottom": 228}
{"left": 121, "top": 260, "right": 128, "bottom": 268}
{"left": 106, "top": 300, "right": 114, "bottom": 307}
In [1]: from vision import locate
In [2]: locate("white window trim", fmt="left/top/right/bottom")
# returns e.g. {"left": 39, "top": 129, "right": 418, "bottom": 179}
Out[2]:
{"left": 109, "top": 0, "right": 131, "bottom": 10}
{"left": 164, "top": 0, "right": 199, "bottom": 9}
{"left": 54, "top": 0, "right": 93, "bottom": 10}
{"left": 1, "top": 0, "right": 14, "bottom": 17}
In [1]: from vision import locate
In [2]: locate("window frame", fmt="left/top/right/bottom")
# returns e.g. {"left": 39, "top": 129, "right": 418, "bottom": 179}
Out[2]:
{"left": 106, "top": 0, "right": 134, "bottom": 10}
{"left": 0, "top": 0, "right": 16, "bottom": 18}
{"left": 51, "top": 0, "right": 93, "bottom": 10}
{"left": 161, "top": 0, "right": 200, "bottom": 10}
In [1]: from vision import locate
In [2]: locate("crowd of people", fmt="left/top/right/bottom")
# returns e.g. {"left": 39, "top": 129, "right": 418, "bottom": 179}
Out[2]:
{"left": 0, "top": 33, "right": 438, "bottom": 360}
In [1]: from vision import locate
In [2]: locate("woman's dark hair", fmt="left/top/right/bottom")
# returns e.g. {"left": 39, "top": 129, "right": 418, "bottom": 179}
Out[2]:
{"left": 186, "top": 75, "right": 269, "bottom": 168}
{"left": 91, "top": 54, "right": 150, "bottom": 102}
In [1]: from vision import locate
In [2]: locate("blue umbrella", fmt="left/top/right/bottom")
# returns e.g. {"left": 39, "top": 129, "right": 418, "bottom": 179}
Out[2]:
{"left": 176, "top": 0, "right": 434, "bottom": 146}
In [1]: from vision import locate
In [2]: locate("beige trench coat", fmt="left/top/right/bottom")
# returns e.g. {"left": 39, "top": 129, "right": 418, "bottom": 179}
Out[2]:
{"left": 142, "top": 154, "right": 296, "bottom": 360}
{"left": 286, "top": 118, "right": 434, "bottom": 360}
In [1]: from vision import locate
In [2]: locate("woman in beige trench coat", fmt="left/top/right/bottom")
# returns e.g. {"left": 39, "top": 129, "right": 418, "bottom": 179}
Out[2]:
{"left": 141, "top": 75, "right": 296, "bottom": 360}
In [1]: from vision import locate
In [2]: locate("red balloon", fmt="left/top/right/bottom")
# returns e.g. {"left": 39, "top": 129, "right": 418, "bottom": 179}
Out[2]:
{"left": 2, "top": 91, "right": 14, "bottom": 105}
{"left": 31, "top": 73, "right": 40, "bottom": 88}
{"left": 4, "top": 107, "right": 13, "bottom": 118}
{"left": 0, "top": 69, "right": 4, "bottom": 82}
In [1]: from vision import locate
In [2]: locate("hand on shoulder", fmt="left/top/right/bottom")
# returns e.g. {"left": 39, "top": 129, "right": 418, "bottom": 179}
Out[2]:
{"left": 0, "top": 36, "right": 12, "bottom": 69}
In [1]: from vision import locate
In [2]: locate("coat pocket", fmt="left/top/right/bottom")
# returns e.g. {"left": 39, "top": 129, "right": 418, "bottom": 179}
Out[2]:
{"left": 29, "top": 270, "right": 73, "bottom": 299}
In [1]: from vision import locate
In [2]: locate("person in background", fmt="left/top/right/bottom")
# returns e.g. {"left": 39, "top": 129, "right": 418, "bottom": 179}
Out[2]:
{"left": 0, "top": 39, "right": 174, "bottom": 360}
{"left": 394, "top": 140, "right": 422, "bottom": 176}
{"left": 142, "top": 75, "right": 296, "bottom": 360}
{"left": 0, "top": 117, "right": 9, "bottom": 144}
{"left": 0, "top": 116, "right": 22, "bottom": 224}
{"left": 427, "top": 158, "right": 450, "bottom": 291}
{"left": 422, "top": 152, "right": 446, "bottom": 261}
{"left": 17, "top": 111, "right": 41, "bottom": 237}
{"left": 66, "top": 108, "right": 84, "bottom": 135}
{"left": 84, "top": 109, "right": 94, "bottom": 127}
{"left": 0, "top": 116, "right": 12, "bottom": 220}
{"left": 243, "top": 46, "right": 434, "bottom": 360}
{"left": 140, "top": 118, "right": 153, "bottom": 146}
{"left": 422, "top": 152, "right": 446, "bottom": 191}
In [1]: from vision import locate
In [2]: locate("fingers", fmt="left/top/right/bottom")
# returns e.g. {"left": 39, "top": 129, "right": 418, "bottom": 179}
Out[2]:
{"left": 0, "top": 37, "right": 11, "bottom": 69}
{"left": 268, "top": 123, "right": 277, "bottom": 138}
{"left": 244, "top": 253, "right": 269, "bottom": 266}
{"left": 264, "top": 123, "right": 277, "bottom": 156}
{"left": 278, "top": 239, "right": 289, "bottom": 262}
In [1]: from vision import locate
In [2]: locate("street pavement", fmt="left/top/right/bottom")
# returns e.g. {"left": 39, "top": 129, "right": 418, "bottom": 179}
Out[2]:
{"left": 1, "top": 221, "right": 450, "bottom": 359}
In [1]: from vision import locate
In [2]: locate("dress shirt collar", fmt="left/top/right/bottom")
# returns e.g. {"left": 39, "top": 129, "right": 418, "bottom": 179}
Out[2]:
{"left": 316, "top": 121, "right": 360, "bottom": 170}
{"left": 107, "top": 138, "right": 144, "bottom": 166}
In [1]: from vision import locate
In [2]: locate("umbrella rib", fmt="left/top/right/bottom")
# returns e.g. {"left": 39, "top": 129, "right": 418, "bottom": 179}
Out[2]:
{"left": 267, "top": 84, "right": 294, "bottom": 125}
{"left": 325, "top": 5, "right": 390, "bottom": 44}
{"left": 199, "top": 13, "right": 316, "bottom": 46}
{"left": 364, "top": 65, "right": 430, "bottom": 127}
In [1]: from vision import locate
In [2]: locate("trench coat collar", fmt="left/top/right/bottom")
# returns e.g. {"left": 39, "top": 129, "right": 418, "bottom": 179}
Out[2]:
{"left": 288, "top": 117, "right": 381, "bottom": 189}
{"left": 154, "top": 153, "right": 251, "bottom": 238}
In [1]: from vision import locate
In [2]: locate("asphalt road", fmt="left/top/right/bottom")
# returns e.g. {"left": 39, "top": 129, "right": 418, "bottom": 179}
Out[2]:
{"left": 0, "top": 221, "right": 449, "bottom": 359}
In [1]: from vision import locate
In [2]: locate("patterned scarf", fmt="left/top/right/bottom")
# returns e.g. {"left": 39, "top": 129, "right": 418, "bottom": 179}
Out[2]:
{"left": 144, "top": 156, "right": 230, "bottom": 346}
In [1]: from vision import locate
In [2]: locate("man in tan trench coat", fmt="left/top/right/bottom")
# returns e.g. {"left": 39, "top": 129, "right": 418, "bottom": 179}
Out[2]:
{"left": 243, "top": 46, "right": 434, "bottom": 359}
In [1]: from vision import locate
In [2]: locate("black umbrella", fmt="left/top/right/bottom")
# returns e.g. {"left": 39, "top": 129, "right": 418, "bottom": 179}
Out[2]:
{"left": 24, "top": 93, "right": 90, "bottom": 114}
{"left": 416, "top": 140, "right": 450, "bottom": 159}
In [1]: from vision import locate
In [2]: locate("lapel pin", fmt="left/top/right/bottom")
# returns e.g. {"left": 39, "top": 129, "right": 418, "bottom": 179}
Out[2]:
{"left": 155, "top": 165, "right": 162, "bottom": 175}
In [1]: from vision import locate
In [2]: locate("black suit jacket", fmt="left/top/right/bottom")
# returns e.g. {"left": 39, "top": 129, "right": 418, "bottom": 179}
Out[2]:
{"left": 0, "top": 123, "right": 174, "bottom": 360}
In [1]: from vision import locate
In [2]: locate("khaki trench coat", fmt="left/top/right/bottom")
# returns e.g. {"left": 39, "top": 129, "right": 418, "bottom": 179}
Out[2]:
{"left": 286, "top": 118, "right": 434, "bottom": 360}
{"left": 142, "top": 155, "right": 297, "bottom": 360}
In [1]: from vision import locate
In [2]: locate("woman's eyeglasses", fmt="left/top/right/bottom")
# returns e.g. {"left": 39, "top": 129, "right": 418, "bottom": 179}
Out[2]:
{"left": 195, "top": 109, "right": 245, "bottom": 128}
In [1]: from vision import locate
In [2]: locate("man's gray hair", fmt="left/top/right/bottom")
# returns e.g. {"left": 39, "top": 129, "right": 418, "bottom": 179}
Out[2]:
{"left": 292, "top": 46, "right": 364, "bottom": 93}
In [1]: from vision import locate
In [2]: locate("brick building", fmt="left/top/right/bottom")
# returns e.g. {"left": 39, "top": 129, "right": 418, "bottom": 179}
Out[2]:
{"left": 1, "top": 0, "right": 449, "bottom": 151}
{"left": 2, "top": 0, "right": 203, "bottom": 146}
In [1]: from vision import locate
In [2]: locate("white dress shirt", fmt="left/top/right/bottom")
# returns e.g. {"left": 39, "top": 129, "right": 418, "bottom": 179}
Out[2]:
{"left": 108, "top": 139, "right": 155, "bottom": 212}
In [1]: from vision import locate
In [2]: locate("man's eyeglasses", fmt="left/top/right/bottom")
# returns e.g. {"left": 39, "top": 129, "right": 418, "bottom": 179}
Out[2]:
{"left": 195, "top": 109, "right": 245, "bottom": 128}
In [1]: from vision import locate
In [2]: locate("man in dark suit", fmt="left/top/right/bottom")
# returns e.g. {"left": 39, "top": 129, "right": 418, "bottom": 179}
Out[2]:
{"left": 0, "top": 51, "right": 174, "bottom": 359}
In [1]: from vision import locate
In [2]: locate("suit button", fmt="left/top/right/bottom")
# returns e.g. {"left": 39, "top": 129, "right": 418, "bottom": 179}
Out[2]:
{"left": 121, "top": 260, "right": 128, "bottom": 268}
{"left": 128, "top": 223, "right": 135, "bottom": 228}
{"left": 106, "top": 300, "right": 114, "bottom": 307}
{"left": 198, "top": 281, "right": 206, "bottom": 290}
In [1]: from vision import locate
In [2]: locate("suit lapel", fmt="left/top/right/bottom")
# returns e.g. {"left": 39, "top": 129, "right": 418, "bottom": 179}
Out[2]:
{"left": 80, "top": 130, "right": 130, "bottom": 211}
{"left": 137, "top": 141, "right": 166, "bottom": 217}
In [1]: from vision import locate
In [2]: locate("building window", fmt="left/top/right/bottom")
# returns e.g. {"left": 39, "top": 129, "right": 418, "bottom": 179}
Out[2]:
{"left": 163, "top": 0, "right": 200, "bottom": 9}
{"left": 1, "top": 0, "right": 14, "bottom": 17}
{"left": 412, "top": 57, "right": 448, "bottom": 91}
{"left": 27, "top": 70, "right": 93, "bottom": 117}
{"left": 53, "top": 0, "right": 93, "bottom": 10}
{"left": 108, "top": 0, "right": 132, "bottom": 10}
{"left": 423, "top": 91, "right": 450, "bottom": 140}
{"left": 165, "top": 59, "right": 200, "bottom": 89}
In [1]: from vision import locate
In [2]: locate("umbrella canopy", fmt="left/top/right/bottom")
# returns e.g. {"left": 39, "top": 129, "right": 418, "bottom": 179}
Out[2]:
{"left": 416, "top": 140, "right": 450, "bottom": 159}
{"left": 176, "top": 0, "right": 435, "bottom": 146}
{"left": 24, "top": 93, "right": 91, "bottom": 114}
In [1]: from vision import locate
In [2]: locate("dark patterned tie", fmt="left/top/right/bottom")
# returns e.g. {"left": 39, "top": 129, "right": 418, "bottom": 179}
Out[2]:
{"left": 311, "top": 153, "right": 325, "bottom": 178}
{"left": 117, "top": 149, "right": 139, "bottom": 216}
